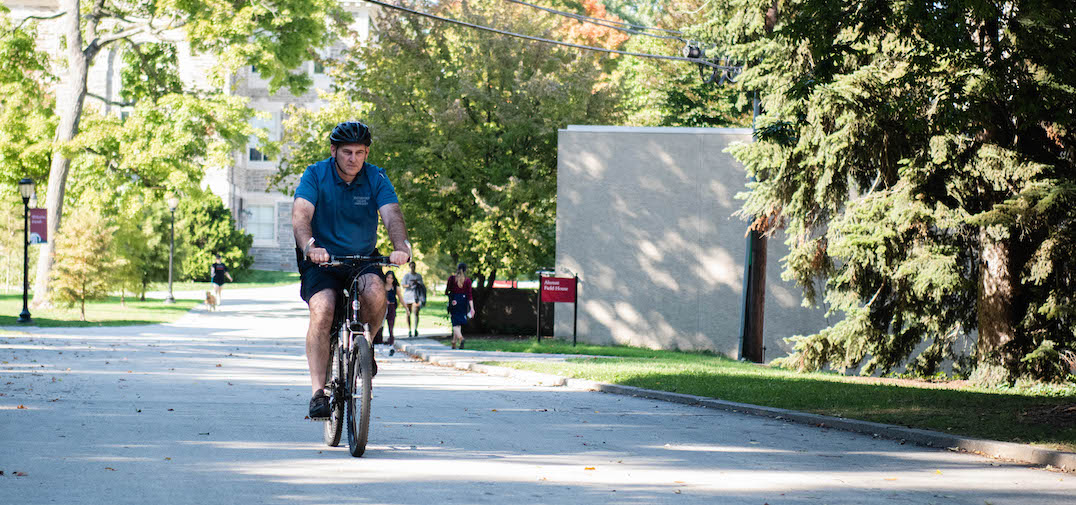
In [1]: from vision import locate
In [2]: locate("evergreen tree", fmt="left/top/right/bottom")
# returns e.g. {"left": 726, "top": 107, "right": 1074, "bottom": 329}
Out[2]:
{"left": 692, "top": 1, "right": 1076, "bottom": 382}
{"left": 175, "top": 189, "right": 253, "bottom": 282}
{"left": 51, "top": 206, "right": 124, "bottom": 320}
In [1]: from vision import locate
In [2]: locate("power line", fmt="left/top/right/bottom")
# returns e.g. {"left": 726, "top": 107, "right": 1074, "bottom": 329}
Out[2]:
{"left": 504, "top": 0, "right": 685, "bottom": 41}
{"left": 359, "top": 0, "right": 741, "bottom": 73}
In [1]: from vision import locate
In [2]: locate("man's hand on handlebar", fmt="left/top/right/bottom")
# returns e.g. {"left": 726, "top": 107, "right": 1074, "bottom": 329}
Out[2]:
{"left": 308, "top": 247, "right": 330, "bottom": 265}
{"left": 389, "top": 249, "right": 410, "bottom": 266}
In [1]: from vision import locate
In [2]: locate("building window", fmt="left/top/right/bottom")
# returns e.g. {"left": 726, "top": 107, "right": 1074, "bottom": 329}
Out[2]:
{"left": 249, "top": 147, "right": 269, "bottom": 162}
{"left": 314, "top": 60, "right": 324, "bottom": 74}
{"left": 246, "top": 205, "right": 275, "bottom": 242}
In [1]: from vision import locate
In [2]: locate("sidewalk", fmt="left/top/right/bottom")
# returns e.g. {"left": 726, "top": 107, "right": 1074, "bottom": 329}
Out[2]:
{"left": 395, "top": 338, "right": 1076, "bottom": 473}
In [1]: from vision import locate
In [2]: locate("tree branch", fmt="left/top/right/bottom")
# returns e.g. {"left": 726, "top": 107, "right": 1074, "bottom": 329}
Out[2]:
{"left": 13, "top": 11, "right": 66, "bottom": 32}
{"left": 87, "top": 92, "right": 135, "bottom": 108}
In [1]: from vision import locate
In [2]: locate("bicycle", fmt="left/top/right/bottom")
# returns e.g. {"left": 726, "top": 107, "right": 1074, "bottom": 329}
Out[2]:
{"left": 320, "top": 254, "right": 397, "bottom": 457}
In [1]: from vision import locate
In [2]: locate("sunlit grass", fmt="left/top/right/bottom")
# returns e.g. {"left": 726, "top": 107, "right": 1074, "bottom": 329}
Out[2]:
{"left": 465, "top": 339, "right": 1076, "bottom": 452}
{"left": 0, "top": 294, "right": 198, "bottom": 327}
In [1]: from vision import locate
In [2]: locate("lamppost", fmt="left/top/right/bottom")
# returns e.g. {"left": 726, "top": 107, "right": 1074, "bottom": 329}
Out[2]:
{"left": 165, "top": 195, "right": 179, "bottom": 304}
{"left": 17, "top": 178, "right": 34, "bottom": 323}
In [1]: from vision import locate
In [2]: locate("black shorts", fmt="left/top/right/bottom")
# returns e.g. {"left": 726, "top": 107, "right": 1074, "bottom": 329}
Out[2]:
{"left": 295, "top": 248, "right": 385, "bottom": 303}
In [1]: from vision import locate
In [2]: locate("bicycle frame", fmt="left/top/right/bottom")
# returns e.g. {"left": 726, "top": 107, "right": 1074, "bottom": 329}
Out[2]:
{"left": 321, "top": 255, "right": 396, "bottom": 457}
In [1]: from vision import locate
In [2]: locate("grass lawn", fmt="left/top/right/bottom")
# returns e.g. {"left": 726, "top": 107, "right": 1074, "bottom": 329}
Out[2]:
{"left": 0, "top": 294, "right": 198, "bottom": 327}
{"left": 146, "top": 269, "right": 300, "bottom": 293}
{"left": 460, "top": 338, "right": 1076, "bottom": 453}
{"left": 389, "top": 291, "right": 451, "bottom": 332}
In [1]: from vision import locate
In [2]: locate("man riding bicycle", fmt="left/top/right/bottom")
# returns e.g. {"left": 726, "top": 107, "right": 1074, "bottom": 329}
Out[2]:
{"left": 292, "top": 121, "right": 411, "bottom": 420}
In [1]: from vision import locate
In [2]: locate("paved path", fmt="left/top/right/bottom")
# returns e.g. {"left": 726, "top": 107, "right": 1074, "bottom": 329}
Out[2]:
{"left": 1, "top": 286, "right": 1073, "bottom": 504}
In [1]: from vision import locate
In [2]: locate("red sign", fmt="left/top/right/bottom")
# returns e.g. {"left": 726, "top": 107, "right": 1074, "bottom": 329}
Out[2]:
{"left": 492, "top": 280, "right": 517, "bottom": 289}
{"left": 541, "top": 276, "right": 576, "bottom": 303}
{"left": 29, "top": 208, "right": 47, "bottom": 244}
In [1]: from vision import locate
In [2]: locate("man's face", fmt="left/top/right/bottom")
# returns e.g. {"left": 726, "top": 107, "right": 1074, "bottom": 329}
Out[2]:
{"left": 331, "top": 143, "right": 369, "bottom": 177}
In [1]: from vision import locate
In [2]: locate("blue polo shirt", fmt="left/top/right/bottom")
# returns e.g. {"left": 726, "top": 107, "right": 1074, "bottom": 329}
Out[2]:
{"left": 294, "top": 157, "right": 399, "bottom": 256}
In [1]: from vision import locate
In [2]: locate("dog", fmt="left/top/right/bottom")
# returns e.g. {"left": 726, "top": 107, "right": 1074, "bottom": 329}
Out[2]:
{"left": 205, "top": 291, "right": 219, "bottom": 311}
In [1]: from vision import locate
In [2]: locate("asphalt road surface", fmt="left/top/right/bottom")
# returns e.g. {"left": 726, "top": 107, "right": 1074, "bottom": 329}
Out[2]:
{"left": 2, "top": 285, "right": 1073, "bottom": 504}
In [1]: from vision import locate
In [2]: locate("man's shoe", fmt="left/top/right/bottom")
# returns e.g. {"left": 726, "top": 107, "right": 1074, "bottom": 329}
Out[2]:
{"left": 369, "top": 353, "right": 378, "bottom": 377}
{"left": 308, "top": 390, "right": 330, "bottom": 420}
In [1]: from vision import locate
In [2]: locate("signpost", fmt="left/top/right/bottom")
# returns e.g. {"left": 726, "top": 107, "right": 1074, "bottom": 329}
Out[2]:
{"left": 536, "top": 272, "right": 580, "bottom": 345}
{"left": 29, "top": 208, "right": 47, "bottom": 244}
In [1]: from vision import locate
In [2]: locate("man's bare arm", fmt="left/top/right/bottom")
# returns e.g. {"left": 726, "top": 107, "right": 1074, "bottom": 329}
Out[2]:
{"left": 293, "top": 198, "right": 328, "bottom": 263}
{"left": 379, "top": 203, "right": 411, "bottom": 264}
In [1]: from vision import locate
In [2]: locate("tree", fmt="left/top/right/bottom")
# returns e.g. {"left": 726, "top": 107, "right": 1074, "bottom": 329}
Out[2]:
{"left": 175, "top": 189, "right": 254, "bottom": 282}
{"left": 113, "top": 195, "right": 170, "bottom": 301}
{"left": 51, "top": 204, "right": 124, "bottom": 320}
{"left": 693, "top": 1, "right": 1076, "bottom": 382}
{"left": 273, "top": 0, "right": 625, "bottom": 329}
{"left": 0, "top": 7, "right": 56, "bottom": 185}
{"left": 613, "top": 0, "right": 752, "bottom": 128}
{"left": 31, "top": 0, "right": 342, "bottom": 305}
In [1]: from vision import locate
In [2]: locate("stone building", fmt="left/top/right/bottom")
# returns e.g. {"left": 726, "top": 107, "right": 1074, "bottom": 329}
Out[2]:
{"left": 9, "top": 0, "right": 379, "bottom": 271}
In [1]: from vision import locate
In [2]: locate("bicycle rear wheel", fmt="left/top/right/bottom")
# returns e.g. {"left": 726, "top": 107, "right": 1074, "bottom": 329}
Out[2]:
{"left": 345, "top": 333, "right": 373, "bottom": 457}
{"left": 323, "top": 339, "right": 344, "bottom": 447}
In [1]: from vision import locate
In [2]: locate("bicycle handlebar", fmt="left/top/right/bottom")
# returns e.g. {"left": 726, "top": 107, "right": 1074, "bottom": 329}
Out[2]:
{"left": 320, "top": 255, "right": 398, "bottom": 268}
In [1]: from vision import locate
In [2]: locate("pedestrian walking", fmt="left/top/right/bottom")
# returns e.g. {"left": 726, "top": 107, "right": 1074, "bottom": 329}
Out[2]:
{"left": 402, "top": 261, "right": 426, "bottom": 337}
{"left": 210, "top": 254, "right": 233, "bottom": 302}
{"left": 382, "top": 270, "right": 406, "bottom": 345}
{"left": 445, "top": 262, "right": 474, "bottom": 349}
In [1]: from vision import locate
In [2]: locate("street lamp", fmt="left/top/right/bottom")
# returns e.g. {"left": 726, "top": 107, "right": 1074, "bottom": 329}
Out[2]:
{"left": 17, "top": 178, "right": 34, "bottom": 323}
{"left": 165, "top": 195, "right": 179, "bottom": 304}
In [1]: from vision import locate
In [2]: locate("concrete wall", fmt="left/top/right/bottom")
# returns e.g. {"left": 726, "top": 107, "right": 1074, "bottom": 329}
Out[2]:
{"left": 553, "top": 126, "right": 828, "bottom": 361}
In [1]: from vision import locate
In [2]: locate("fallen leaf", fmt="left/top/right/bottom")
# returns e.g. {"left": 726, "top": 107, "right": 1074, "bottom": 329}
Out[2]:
{"left": 884, "top": 477, "right": 898, "bottom": 481}
{"left": 584, "top": 467, "right": 595, "bottom": 470}
{"left": 15, "top": 471, "right": 27, "bottom": 477}
{"left": 164, "top": 458, "right": 171, "bottom": 461}
{"left": 491, "top": 409, "right": 497, "bottom": 412}
{"left": 935, "top": 470, "right": 943, "bottom": 475}
{"left": 674, "top": 481, "right": 685, "bottom": 484}
{"left": 104, "top": 467, "right": 116, "bottom": 471}
{"left": 216, "top": 364, "right": 222, "bottom": 367}
{"left": 16, "top": 405, "right": 26, "bottom": 409}
{"left": 674, "top": 490, "right": 681, "bottom": 494}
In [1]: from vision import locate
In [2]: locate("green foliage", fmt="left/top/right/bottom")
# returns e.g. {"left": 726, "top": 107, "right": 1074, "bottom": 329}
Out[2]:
{"left": 175, "top": 189, "right": 253, "bottom": 282}
{"left": 316, "top": 0, "right": 623, "bottom": 281}
{"left": 269, "top": 92, "right": 366, "bottom": 194}
{"left": 51, "top": 205, "right": 124, "bottom": 320}
{"left": 693, "top": 1, "right": 1076, "bottom": 381}
{"left": 113, "top": 194, "right": 171, "bottom": 300}
{"left": 614, "top": 0, "right": 752, "bottom": 127}
{"left": 120, "top": 42, "right": 182, "bottom": 103}
{"left": 70, "top": 93, "right": 265, "bottom": 197}
{"left": 0, "top": 9, "right": 56, "bottom": 184}
{"left": 0, "top": 188, "right": 33, "bottom": 291}
{"left": 170, "top": 0, "right": 345, "bottom": 95}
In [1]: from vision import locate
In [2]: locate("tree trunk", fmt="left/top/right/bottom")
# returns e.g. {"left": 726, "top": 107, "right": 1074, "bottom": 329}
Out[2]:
{"left": 33, "top": 0, "right": 92, "bottom": 307}
{"left": 976, "top": 228, "right": 1016, "bottom": 365}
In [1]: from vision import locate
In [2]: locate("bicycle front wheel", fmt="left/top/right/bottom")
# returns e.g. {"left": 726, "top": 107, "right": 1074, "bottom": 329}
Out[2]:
{"left": 345, "top": 336, "right": 373, "bottom": 457}
{"left": 323, "top": 340, "right": 344, "bottom": 447}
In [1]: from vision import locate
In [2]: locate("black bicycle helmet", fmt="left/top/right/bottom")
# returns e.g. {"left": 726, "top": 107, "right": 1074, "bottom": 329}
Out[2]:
{"left": 329, "top": 121, "right": 372, "bottom": 146}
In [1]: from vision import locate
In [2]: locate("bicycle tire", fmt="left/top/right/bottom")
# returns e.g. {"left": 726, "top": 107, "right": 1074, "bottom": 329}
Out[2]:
{"left": 323, "top": 339, "right": 344, "bottom": 447}
{"left": 346, "top": 333, "right": 373, "bottom": 457}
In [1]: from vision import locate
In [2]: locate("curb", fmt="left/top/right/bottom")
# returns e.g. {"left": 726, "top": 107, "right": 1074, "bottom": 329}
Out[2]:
{"left": 396, "top": 340, "right": 1075, "bottom": 473}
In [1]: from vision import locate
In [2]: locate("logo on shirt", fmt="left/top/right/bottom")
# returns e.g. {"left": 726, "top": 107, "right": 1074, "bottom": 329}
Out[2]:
{"left": 353, "top": 195, "right": 371, "bottom": 206}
